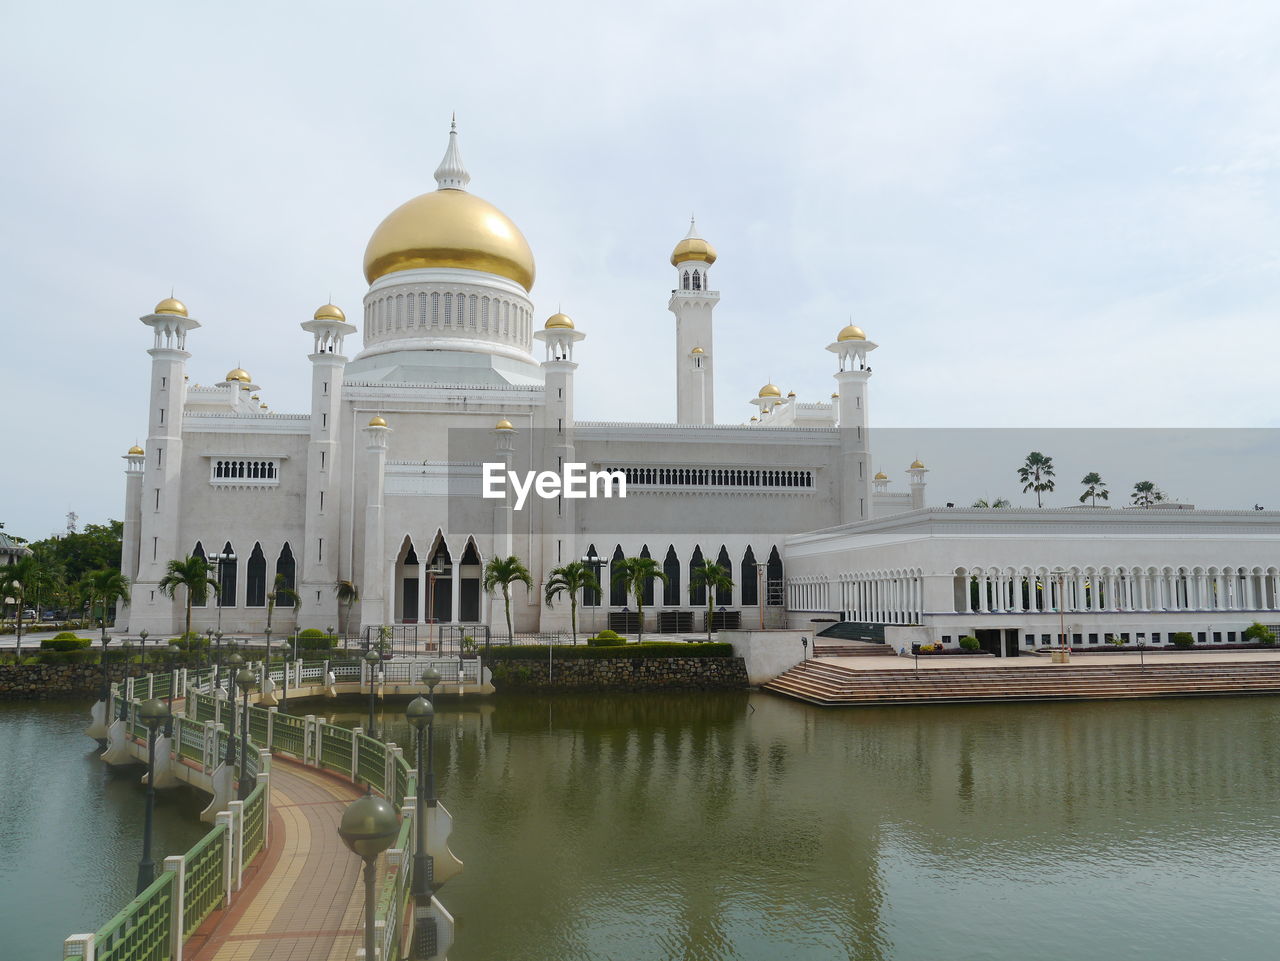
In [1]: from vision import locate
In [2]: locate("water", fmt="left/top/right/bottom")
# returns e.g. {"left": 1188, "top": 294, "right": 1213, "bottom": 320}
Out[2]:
{"left": 7, "top": 694, "right": 1280, "bottom": 960}
{"left": 0, "top": 700, "right": 211, "bottom": 960}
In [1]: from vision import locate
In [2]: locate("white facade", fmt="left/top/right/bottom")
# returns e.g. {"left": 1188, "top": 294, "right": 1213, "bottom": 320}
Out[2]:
{"left": 117, "top": 128, "right": 1279, "bottom": 647}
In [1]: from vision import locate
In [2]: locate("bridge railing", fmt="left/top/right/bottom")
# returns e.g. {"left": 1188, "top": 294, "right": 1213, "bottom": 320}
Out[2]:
{"left": 68, "top": 664, "right": 425, "bottom": 961}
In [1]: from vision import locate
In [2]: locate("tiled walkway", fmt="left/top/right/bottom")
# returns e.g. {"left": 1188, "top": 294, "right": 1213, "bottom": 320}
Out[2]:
{"left": 189, "top": 761, "right": 372, "bottom": 961}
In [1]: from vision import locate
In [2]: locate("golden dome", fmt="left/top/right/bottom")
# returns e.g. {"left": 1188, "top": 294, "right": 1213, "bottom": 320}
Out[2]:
{"left": 758, "top": 383, "right": 781, "bottom": 399}
{"left": 750, "top": 416, "right": 759, "bottom": 422}
{"left": 910, "top": 459, "right": 925, "bottom": 469}
{"left": 545, "top": 313, "right": 574, "bottom": 329}
{"left": 363, "top": 189, "right": 535, "bottom": 291}
{"left": 495, "top": 418, "right": 514, "bottom": 430}
{"left": 837, "top": 324, "right": 867, "bottom": 342}
{"left": 251, "top": 394, "right": 260, "bottom": 400}
{"left": 874, "top": 471, "right": 888, "bottom": 480}
{"left": 260, "top": 403, "right": 268, "bottom": 410}
{"left": 314, "top": 303, "right": 346, "bottom": 322}
{"left": 154, "top": 297, "right": 188, "bottom": 317}
{"left": 787, "top": 391, "right": 796, "bottom": 398}
{"left": 128, "top": 445, "right": 145, "bottom": 456}
{"left": 691, "top": 346, "right": 704, "bottom": 354}
{"left": 225, "top": 368, "right": 251, "bottom": 383}
{"left": 671, "top": 236, "right": 718, "bottom": 267}
{"left": 831, "top": 392, "right": 839, "bottom": 399}
{"left": 368, "top": 415, "right": 388, "bottom": 427}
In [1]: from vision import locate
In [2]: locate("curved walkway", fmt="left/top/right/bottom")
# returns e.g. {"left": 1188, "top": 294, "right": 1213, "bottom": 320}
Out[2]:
{"left": 189, "top": 760, "right": 369, "bottom": 961}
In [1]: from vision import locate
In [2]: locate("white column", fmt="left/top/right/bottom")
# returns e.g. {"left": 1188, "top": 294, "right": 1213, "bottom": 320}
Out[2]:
{"left": 417, "top": 562, "right": 428, "bottom": 625}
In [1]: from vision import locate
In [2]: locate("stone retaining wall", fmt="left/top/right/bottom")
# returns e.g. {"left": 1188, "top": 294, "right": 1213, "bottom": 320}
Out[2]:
{"left": 488, "top": 656, "right": 749, "bottom": 692}
{"left": 0, "top": 663, "right": 153, "bottom": 699}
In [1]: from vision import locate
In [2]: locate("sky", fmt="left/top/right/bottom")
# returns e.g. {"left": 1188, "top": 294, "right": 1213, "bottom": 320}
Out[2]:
{"left": 3, "top": 0, "right": 1280, "bottom": 539}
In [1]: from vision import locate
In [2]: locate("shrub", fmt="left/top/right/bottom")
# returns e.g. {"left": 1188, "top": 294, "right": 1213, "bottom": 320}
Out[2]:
{"left": 170, "top": 633, "right": 209, "bottom": 651}
{"left": 1171, "top": 632, "right": 1195, "bottom": 649}
{"left": 298, "top": 628, "right": 328, "bottom": 638}
{"left": 595, "top": 629, "right": 620, "bottom": 640}
{"left": 41, "top": 636, "right": 92, "bottom": 652}
{"left": 958, "top": 636, "right": 980, "bottom": 652}
{"left": 296, "top": 632, "right": 337, "bottom": 652}
{"left": 36, "top": 649, "right": 98, "bottom": 665}
{"left": 586, "top": 634, "right": 627, "bottom": 647}
{"left": 1244, "top": 622, "right": 1276, "bottom": 646}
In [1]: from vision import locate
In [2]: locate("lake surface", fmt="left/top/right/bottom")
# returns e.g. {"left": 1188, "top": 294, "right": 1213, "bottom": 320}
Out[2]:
{"left": 6, "top": 692, "right": 1280, "bottom": 960}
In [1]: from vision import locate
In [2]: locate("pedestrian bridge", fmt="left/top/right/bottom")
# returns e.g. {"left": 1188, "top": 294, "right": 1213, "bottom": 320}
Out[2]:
{"left": 65, "top": 658, "right": 467, "bottom": 961}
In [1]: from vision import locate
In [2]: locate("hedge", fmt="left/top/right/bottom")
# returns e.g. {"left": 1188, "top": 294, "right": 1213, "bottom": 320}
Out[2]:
{"left": 484, "top": 642, "right": 735, "bottom": 661}
{"left": 41, "top": 636, "right": 92, "bottom": 652}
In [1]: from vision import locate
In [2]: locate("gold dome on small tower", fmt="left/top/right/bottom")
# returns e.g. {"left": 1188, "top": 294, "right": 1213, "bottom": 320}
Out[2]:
{"left": 544, "top": 313, "right": 574, "bottom": 329}
{"left": 225, "top": 368, "right": 251, "bottom": 383}
{"left": 128, "top": 445, "right": 145, "bottom": 456}
{"left": 874, "top": 471, "right": 888, "bottom": 480}
{"left": 154, "top": 297, "right": 188, "bottom": 317}
{"left": 758, "top": 383, "right": 781, "bottom": 399}
{"left": 691, "top": 346, "right": 704, "bottom": 354}
{"left": 495, "top": 418, "right": 514, "bottom": 430}
{"left": 910, "top": 459, "right": 925, "bottom": 469}
{"left": 837, "top": 324, "right": 866, "bottom": 342}
{"left": 314, "top": 303, "right": 346, "bottom": 322}
{"left": 368, "top": 415, "right": 388, "bottom": 427}
{"left": 670, "top": 217, "right": 717, "bottom": 266}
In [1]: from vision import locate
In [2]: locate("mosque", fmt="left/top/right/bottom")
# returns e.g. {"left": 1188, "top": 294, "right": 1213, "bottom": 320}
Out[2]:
{"left": 118, "top": 125, "right": 1280, "bottom": 654}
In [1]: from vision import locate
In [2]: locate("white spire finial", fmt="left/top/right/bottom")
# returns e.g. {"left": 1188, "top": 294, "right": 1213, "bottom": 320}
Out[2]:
{"left": 434, "top": 116, "right": 470, "bottom": 190}
{"left": 685, "top": 215, "right": 699, "bottom": 239}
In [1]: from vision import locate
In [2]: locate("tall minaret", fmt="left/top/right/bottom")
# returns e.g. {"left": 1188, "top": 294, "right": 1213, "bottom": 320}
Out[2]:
{"left": 826, "top": 323, "right": 878, "bottom": 525}
{"left": 533, "top": 312, "right": 586, "bottom": 631}
{"left": 299, "top": 303, "right": 357, "bottom": 624}
{"left": 129, "top": 297, "right": 200, "bottom": 632}
{"left": 668, "top": 218, "right": 720, "bottom": 424}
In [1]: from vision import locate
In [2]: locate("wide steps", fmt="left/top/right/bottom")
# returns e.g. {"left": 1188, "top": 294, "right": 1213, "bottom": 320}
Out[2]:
{"left": 764, "top": 660, "right": 1280, "bottom": 706}
{"left": 813, "top": 643, "right": 895, "bottom": 657}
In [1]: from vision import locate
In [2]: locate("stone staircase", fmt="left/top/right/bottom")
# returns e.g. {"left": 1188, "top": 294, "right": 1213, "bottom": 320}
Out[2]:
{"left": 812, "top": 641, "right": 896, "bottom": 657}
{"left": 763, "top": 659, "right": 1280, "bottom": 707}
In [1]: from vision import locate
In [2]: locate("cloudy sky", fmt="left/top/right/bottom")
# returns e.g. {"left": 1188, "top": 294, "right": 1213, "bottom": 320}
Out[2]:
{"left": 4, "top": 0, "right": 1280, "bottom": 539}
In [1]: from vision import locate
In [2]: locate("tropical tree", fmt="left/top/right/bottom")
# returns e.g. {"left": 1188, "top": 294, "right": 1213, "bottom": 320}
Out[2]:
{"left": 265, "top": 572, "right": 300, "bottom": 637}
{"left": 688, "top": 562, "right": 734, "bottom": 643}
{"left": 334, "top": 580, "right": 360, "bottom": 642}
{"left": 1079, "top": 472, "right": 1109, "bottom": 506}
{"left": 1131, "top": 480, "right": 1164, "bottom": 508}
{"left": 612, "top": 555, "right": 669, "bottom": 643}
{"left": 158, "top": 555, "right": 218, "bottom": 639}
{"left": 84, "top": 568, "right": 131, "bottom": 626}
{"left": 484, "top": 555, "right": 533, "bottom": 641}
{"left": 1017, "top": 451, "right": 1056, "bottom": 507}
{"left": 971, "top": 498, "right": 1012, "bottom": 508}
{"left": 544, "top": 561, "right": 600, "bottom": 646}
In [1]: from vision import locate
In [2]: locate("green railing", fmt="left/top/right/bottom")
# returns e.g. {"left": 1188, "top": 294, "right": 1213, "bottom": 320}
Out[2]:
{"left": 182, "top": 825, "right": 225, "bottom": 937}
{"left": 93, "top": 871, "right": 174, "bottom": 961}
{"left": 72, "top": 664, "right": 424, "bottom": 961}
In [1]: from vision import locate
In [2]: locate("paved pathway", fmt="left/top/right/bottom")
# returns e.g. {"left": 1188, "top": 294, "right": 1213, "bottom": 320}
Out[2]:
{"left": 188, "top": 760, "right": 373, "bottom": 961}
{"left": 817, "top": 648, "right": 1280, "bottom": 671}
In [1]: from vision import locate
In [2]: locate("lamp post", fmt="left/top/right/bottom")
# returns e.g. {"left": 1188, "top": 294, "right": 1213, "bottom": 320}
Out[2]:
{"left": 10, "top": 579, "right": 23, "bottom": 659}
{"left": 136, "top": 697, "right": 170, "bottom": 894}
{"left": 205, "top": 627, "right": 214, "bottom": 671}
{"left": 138, "top": 629, "right": 149, "bottom": 669}
{"left": 225, "top": 653, "right": 244, "bottom": 767}
{"left": 235, "top": 666, "right": 255, "bottom": 799}
{"left": 263, "top": 626, "right": 273, "bottom": 707}
{"left": 213, "top": 630, "right": 223, "bottom": 688}
{"left": 274, "top": 638, "right": 290, "bottom": 713}
{"left": 1051, "top": 569, "right": 1070, "bottom": 662}
{"left": 425, "top": 566, "right": 445, "bottom": 654}
{"left": 364, "top": 647, "right": 381, "bottom": 739}
{"left": 210, "top": 550, "right": 236, "bottom": 636}
{"left": 406, "top": 691, "right": 435, "bottom": 902}
{"left": 338, "top": 794, "right": 401, "bottom": 961}
{"left": 166, "top": 644, "right": 181, "bottom": 717}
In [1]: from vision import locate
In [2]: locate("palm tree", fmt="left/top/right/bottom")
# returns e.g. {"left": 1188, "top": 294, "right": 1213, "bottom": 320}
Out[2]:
{"left": 484, "top": 556, "right": 532, "bottom": 641}
{"left": 688, "top": 562, "right": 734, "bottom": 643}
{"left": 971, "top": 498, "right": 1012, "bottom": 508}
{"left": 544, "top": 561, "right": 600, "bottom": 646}
{"left": 1131, "top": 480, "right": 1164, "bottom": 508}
{"left": 265, "top": 573, "right": 300, "bottom": 637}
{"left": 611, "top": 556, "right": 668, "bottom": 643}
{"left": 1079, "top": 472, "right": 1109, "bottom": 506}
{"left": 1017, "top": 451, "right": 1056, "bottom": 507}
{"left": 334, "top": 580, "right": 360, "bottom": 643}
{"left": 158, "top": 555, "right": 218, "bottom": 639}
{"left": 85, "top": 569, "right": 131, "bottom": 626}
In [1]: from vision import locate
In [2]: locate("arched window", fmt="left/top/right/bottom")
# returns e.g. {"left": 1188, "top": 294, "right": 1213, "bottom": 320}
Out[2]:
{"left": 682, "top": 270, "right": 690, "bottom": 290}
{"left": 766, "top": 547, "right": 784, "bottom": 606}
{"left": 663, "top": 546, "right": 681, "bottom": 606}
{"left": 689, "top": 546, "right": 706, "bottom": 606}
{"left": 583, "top": 544, "right": 601, "bottom": 607}
{"left": 640, "top": 545, "right": 654, "bottom": 607}
{"left": 610, "top": 546, "right": 627, "bottom": 606}
{"left": 246, "top": 543, "right": 267, "bottom": 607}
{"left": 191, "top": 542, "right": 207, "bottom": 608}
{"left": 741, "top": 547, "right": 759, "bottom": 605}
{"left": 218, "top": 541, "right": 237, "bottom": 608}
{"left": 275, "top": 544, "right": 296, "bottom": 607}
{"left": 691, "top": 270, "right": 702, "bottom": 290}
{"left": 716, "top": 546, "right": 733, "bottom": 605}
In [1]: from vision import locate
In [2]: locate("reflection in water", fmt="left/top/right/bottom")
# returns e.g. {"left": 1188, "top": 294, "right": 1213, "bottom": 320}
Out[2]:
{"left": 9, "top": 693, "right": 1280, "bottom": 960}
{"left": 320, "top": 693, "right": 1280, "bottom": 961}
